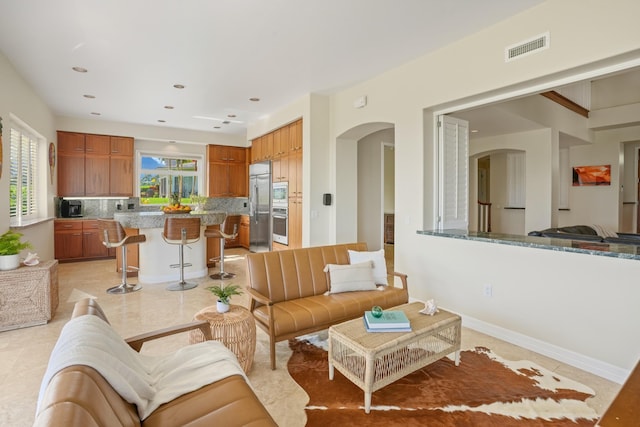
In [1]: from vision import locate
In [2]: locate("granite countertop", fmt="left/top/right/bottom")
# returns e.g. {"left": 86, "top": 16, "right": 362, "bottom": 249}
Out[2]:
{"left": 418, "top": 229, "right": 640, "bottom": 261}
{"left": 114, "top": 211, "right": 227, "bottom": 229}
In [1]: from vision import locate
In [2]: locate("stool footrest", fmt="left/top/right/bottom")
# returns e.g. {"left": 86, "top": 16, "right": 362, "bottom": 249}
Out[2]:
{"left": 170, "top": 263, "right": 193, "bottom": 269}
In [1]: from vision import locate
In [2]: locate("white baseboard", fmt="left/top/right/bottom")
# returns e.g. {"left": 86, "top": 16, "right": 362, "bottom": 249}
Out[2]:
{"left": 462, "top": 313, "right": 629, "bottom": 384}
{"left": 408, "top": 297, "right": 629, "bottom": 384}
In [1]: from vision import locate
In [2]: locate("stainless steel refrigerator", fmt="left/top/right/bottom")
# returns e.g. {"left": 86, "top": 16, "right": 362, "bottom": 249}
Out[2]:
{"left": 249, "top": 161, "right": 272, "bottom": 252}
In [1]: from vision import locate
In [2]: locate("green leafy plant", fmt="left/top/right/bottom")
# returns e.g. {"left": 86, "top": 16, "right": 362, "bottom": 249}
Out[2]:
{"left": 206, "top": 283, "right": 243, "bottom": 305}
{"left": 0, "top": 230, "right": 32, "bottom": 255}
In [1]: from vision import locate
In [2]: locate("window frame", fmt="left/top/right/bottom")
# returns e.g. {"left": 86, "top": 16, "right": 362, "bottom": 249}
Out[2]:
{"left": 9, "top": 115, "right": 44, "bottom": 222}
{"left": 136, "top": 150, "right": 205, "bottom": 205}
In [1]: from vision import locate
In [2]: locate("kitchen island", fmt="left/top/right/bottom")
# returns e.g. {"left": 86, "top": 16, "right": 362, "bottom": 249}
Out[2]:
{"left": 114, "top": 211, "right": 226, "bottom": 284}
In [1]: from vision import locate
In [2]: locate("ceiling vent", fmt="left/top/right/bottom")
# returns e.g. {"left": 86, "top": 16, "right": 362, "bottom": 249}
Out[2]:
{"left": 505, "top": 32, "right": 549, "bottom": 62}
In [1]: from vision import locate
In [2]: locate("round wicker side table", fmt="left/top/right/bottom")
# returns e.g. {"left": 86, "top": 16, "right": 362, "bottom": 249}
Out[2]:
{"left": 188, "top": 304, "right": 256, "bottom": 373}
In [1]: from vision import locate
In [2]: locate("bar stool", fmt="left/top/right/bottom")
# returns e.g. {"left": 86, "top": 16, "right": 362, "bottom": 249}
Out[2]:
{"left": 98, "top": 219, "right": 146, "bottom": 294}
{"left": 205, "top": 216, "right": 239, "bottom": 280}
{"left": 162, "top": 216, "right": 201, "bottom": 291}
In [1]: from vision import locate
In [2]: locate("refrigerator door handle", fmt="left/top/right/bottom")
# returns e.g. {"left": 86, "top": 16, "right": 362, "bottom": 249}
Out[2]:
{"left": 253, "top": 184, "right": 258, "bottom": 222}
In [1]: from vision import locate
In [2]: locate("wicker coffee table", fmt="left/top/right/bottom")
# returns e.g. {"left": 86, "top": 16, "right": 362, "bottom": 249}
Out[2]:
{"left": 328, "top": 301, "right": 461, "bottom": 413}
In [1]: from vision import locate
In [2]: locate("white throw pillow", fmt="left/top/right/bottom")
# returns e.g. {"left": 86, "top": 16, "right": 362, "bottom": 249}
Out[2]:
{"left": 348, "top": 249, "right": 388, "bottom": 285}
{"left": 323, "top": 261, "right": 376, "bottom": 294}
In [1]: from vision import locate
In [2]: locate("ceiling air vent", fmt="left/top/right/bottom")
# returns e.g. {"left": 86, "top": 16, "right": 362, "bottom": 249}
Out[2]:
{"left": 505, "top": 32, "right": 549, "bottom": 62}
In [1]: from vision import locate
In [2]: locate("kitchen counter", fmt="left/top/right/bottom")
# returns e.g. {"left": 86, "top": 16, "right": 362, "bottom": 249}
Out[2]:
{"left": 113, "top": 211, "right": 227, "bottom": 229}
{"left": 113, "top": 211, "right": 228, "bottom": 284}
{"left": 417, "top": 229, "right": 640, "bottom": 260}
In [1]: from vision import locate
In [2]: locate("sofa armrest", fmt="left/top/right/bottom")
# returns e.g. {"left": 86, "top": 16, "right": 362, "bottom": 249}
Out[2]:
{"left": 125, "top": 320, "right": 213, "bottom": 352}
{"left": 392, "top": 272, "right": 408, "bottom": 290}
{"left": 246, "top": 287, "right": 273, "bottom": 306}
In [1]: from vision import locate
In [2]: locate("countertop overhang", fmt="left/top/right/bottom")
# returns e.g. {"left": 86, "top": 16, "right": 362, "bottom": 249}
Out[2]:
{"left": 418, "top": 229, "right": 640, "bottom": 261}
{"left": 114, "top": 211, "right": 227, "bottom": 229}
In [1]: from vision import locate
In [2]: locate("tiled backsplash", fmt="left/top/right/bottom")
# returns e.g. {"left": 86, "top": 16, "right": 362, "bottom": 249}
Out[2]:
{"left": 54, "top": 197, "right": 249, "bottom": 219}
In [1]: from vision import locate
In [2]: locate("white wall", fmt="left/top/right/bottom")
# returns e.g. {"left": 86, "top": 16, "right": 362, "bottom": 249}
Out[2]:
{"left": 471, "top": 129, "right": 555, "bottom": 233}
{"left": 1, "top": 52, "right": 56, "bottom": 260}
{"left": 324, "top": 0, "right": 640, "bottom": 379}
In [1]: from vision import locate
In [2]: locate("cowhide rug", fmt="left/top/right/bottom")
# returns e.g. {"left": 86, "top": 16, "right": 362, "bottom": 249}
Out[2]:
{"left": 287, "top": 334, "right": 599, "bottom": 426}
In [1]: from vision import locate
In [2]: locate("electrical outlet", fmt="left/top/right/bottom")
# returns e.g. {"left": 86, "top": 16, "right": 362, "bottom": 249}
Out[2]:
{"left": 483, "top": 284, "right": 492, "bottom": 297}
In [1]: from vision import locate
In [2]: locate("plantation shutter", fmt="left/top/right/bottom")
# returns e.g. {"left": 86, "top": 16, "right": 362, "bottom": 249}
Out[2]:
{"left": 10, "top": 124, "right": 39, "bottom": 219}
{"left": 438, "top": 115, "right": 469, "bottom": 230}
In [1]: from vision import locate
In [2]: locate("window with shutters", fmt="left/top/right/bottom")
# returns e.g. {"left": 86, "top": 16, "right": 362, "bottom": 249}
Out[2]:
{"left": 437, "top": 115, "right": 469, "bottom": 230}
{"left": 506, "top": 152, "right": 526, "bottom": 208}
{"left": 9, "top": 117, "right": 41, "bottom": 221}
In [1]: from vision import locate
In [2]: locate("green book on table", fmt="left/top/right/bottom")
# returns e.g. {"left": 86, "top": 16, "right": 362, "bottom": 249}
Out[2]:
{"left": 364, "top": 310, "right": 410, "bottom": 329}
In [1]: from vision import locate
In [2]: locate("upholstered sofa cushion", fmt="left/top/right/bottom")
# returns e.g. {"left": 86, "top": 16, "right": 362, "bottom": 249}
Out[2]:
{"left": 324, "top": 261, "right": 377, "bottom": 293}
{"left": 348, "top": 249, "right": 388, "bottom": 285}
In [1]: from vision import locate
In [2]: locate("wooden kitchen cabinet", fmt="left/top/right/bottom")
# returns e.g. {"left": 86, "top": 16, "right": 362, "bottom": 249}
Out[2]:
{"left": 272, "top": 155, "right": 289, "bottom": 182}
{"left": 288, "top": 119, "right": 302, "bottom": 152}
{"left": 57, "top": 132, "right": 86, "bottom": 196}
{"left": 82, "top": 220, "right": 109, "bottom": 258}
{"left": 57, "top": 132, "right": 85, "bottom": 153}
{"left": 84, "top": 134, "right": 111, "bottom": 196}
{"left": 110, "top": 136, "right": 134, "bottom": 156}
{"left": 250, "top": 136, "right": 263, "bottom": 163}
{"left": 250, "top": 119, "right": 303, "bottom": 248}
{"left": 57, "top": 153, "right": 86, "bottom": 196}
{"left": 54, "top": 220, "right": 83, "bottom": 260}
{"left": 288, "top": 149, "right": 302, "bottom": 198}
{"left": 288, "top": 197, "right": 302, "bottom": 249}
{"left": 54, "top": 219, "right": 116, "bottom": 262}
{"left": 207, "top": 145, "right": 248, "bottom": 197}
{"left": 85, "top": 154, "right": 110, "bottom": 196}
{"left": 109, "top": 137, "right": 134, "bottom": 196}
{"left": 239, "top": 215, "right": 250, "bottom": 249}
{"left": 272, "top": 127, "right": 288, "bottom": 158}
{"left": 85, "top": 134, "right": 110, "bottom": 155}
{"left": 57, "top": 131, "right": 134, "bottom": 197}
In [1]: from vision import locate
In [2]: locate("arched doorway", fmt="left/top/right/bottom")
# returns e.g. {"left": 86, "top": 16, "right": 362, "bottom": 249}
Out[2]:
{"left": 336, "top": 122, "right": 395, "bottom": 250}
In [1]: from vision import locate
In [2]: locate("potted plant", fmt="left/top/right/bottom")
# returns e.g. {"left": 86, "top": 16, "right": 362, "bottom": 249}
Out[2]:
{"left": 206, "top": 283, "right": 243, "bottom": 313}
{"left": 0, "top": 230, "right": 32, "bottom": 270}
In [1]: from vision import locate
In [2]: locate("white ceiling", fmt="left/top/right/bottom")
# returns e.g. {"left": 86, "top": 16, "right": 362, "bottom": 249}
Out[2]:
{"left": 452, "top": 67, "right": 640, "bottom": 140}
{"left": 0, "top": 0, "right": 543, "bottom": 136}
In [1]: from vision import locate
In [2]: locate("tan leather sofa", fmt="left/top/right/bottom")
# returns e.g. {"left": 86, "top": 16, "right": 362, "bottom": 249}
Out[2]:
{"left": 246, "top": 243, "right": 409, "bottom": 369}
{"left": 34, "top": 298, "right": 277, "bottom": 427}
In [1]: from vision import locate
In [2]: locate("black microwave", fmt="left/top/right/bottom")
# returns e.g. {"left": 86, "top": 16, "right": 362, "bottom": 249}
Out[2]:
{"left": 61, "top": 200, "right": 83, "bottom": 217}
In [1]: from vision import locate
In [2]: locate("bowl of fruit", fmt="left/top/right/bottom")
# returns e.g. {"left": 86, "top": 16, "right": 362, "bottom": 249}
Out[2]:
{"left": 161, "top": 204, "right": 192, "bottom": 214}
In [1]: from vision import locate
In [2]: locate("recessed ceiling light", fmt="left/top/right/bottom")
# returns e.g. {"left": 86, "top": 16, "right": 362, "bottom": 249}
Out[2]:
{"left": 72, "top": 66, "right": 88, "bottom": 73}
{"left": 158, "top": 119, "right": 166, "bottom": 123}
{"left": 227, "top": 114, "right": 236, "bottom": 118}
{"left": 164, "top": 105, "right": 174, "bottom": 109}
{"left": 222, "top": 121, "right": 230, "bottom": 125}
{"left": 90, "top": 112, "right": 101, "bottom": 115}
{"left": 83, "top": 94, "right": 95, "bottom": 99}
{"left": 173, "top": 84, "right": 185, "bottom": 89}
{"left": 249, "top": 97, "right": 260, "bottom": 102}
{"left": 214, "top": 126, "right": 221, "bottom": 129}
{"left": 471, "top": 129, "right": 479, "bottom": 133}
{"left": 169, "top": 140, "right": 176, "bottom": 144}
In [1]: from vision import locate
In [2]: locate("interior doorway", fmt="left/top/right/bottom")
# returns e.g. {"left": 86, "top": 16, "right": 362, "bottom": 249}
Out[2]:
{"left": 335, "top": 123, "right": 395, "bottom": 247}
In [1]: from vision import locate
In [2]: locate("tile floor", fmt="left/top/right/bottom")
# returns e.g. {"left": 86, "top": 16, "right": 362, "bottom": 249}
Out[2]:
{"left": 0, "top": 247, "right": 620, "bottom": 427}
